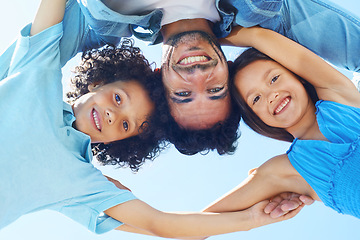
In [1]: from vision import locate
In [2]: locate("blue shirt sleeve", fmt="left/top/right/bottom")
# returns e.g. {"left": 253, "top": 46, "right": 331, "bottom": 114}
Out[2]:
{"left": 7, "top": 23, "right": 63, "bottom": 76}
{"left": 53, "top": 164, "right": 138, "bottom": 234}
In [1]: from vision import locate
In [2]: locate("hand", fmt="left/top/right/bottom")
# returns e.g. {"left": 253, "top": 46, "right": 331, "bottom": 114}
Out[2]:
{"left": 264, "top": 192, "right": 314, "bottom": 218}
{"left": 105, "top": 176, "right": 131, "bottom": 192}
{"left": 249, "top": 199, "right": 305, "bottom": 229}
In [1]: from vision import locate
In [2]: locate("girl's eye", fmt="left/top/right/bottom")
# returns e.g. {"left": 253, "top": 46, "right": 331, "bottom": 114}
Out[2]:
{"left": 271, "top": 75, "right": 279, "bottom": 84}
{"left": 115, "top": 94, "right": 121, "bottom": 104}
{"left": 253, "top": 95, "right": 260, "bottom": 105}
{"left": 175, "top": 91, "right": 191, "bottom": 97}
{"left": 208, "top": 86, "right": 224, "bottom": 93}
{"left": 123, "top": 120, "right": 128, "bottom": 131}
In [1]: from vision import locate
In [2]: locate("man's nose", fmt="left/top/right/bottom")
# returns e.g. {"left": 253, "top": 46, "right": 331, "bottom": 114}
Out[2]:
{"left": 182, "top": 66, "right": 213, "bottom": 86}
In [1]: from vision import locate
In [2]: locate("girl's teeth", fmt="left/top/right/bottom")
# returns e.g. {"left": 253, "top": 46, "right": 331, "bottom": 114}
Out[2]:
{"left": 275, "top": 98, "right": 290, "bottom": 114}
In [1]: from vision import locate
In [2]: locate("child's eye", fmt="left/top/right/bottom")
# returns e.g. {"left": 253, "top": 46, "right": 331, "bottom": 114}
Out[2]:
{"left": 115, "top": 94, "right": 121, "bottom": 104}
{"left": 208, "top": 86, "right": 224, "bottom": 93}
{"left": 271, "top": 75, "right": 279, "bottom": 84}
{"left": 123, "top": 120, "right": 128, "bottom": 131}
{"left": 175, "top": 91, "right": 191, "bottom": 97}
{"left": 253, "top": 95, "right": 260, "bottom": 105}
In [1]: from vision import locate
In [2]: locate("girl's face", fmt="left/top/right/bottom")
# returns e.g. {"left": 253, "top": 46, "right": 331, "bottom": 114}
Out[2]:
{"left": 234, "top": 60, "right": 312, "bottom": 130}
{"left": 72, "top": 80, "right": 154, "bottom": 143}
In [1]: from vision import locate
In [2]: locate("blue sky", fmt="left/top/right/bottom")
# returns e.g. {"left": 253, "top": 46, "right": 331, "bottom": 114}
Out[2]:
{"left": 1, "top": 1, "right": 360, "bottom": 240}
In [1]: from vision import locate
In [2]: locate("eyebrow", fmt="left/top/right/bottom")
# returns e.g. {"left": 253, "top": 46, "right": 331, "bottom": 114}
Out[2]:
{"left": 170, "top": 89, "right": 228, "bottom": 104}
{"left": 209, "top": 89, "right": 228, "bottom": 100}
{"left": 170, "top": 97, "right": 193, "bottom": 104}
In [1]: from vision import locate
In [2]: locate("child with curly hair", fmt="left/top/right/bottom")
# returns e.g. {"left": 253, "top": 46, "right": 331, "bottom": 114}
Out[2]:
{"left": 0, "top": 0, "right": 311, "bottom": 238}
{"left": 66, "top": 40, "right": 167, "bottom": 172}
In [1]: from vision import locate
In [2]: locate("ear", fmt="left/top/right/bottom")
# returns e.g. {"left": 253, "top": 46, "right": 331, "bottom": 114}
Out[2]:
{"left": 88, "top": 83, "right": 103, "bottom": 92}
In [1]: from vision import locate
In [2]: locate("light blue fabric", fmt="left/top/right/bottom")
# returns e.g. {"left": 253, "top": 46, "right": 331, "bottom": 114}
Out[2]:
{"left": 0, "top": 22, "right": 137, "bottom": 233}
{"left": 1, "top": 0, "right": 359, "bottom": 77}
{"left": 256, "top": 0, "right": 360, "bottom": 73}
{"left": 76, "top": 0, "right": 360, "bottom": 72}
{"left": 287, "top": 100, "right": 360, "bottom": 218}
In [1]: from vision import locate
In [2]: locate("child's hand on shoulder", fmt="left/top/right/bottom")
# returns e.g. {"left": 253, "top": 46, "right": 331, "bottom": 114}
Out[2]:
{"left": 105, "top": 175, "right": 132, "bottom": 192}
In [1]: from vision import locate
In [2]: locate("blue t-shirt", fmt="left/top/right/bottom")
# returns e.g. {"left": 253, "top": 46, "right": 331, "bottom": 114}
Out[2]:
{"left": 287, "top": 100, "right": 360, "bottom": 218}
{"left": 0, "top": 23, "right": 137, "bottom": 233}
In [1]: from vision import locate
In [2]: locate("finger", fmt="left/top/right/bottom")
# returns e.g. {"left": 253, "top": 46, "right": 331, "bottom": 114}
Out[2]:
{"left": 280, "top": 200, "right": 302, "bottom": 212}
{"left": 299, "top": 195, "right": 315, "bottom": 205}
{"left": 119, "top": 184, "right": 131, "bottom": 191}
{"left": 264, "top": 201, "right": 280, "bottom": 214}
{"left": 279, "top": 204, "right": 304, "bottom": 221}
{"left": 270, "top": 206, "right": 288, "bottom": 218}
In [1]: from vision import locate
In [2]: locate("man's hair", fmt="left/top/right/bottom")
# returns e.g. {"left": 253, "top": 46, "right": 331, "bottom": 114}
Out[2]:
{"left": 161, "top": 31, "right": 241, "bottom": 155}
{"left": 161, "top": 96, "right": 241, "bottom": 156}
{"left": 66, "top": 39, "right": 168, "bottom": 171}
{"left": 229, "top": 48, "right": 319, "bottom": 142}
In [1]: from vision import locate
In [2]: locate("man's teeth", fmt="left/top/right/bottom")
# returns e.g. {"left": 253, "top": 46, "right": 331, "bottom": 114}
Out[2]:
{"left": 93, "top": 110, "right": 101, "bottom": 130}
{"left": 275, "top": 98, "right": 290, "bottom": 114}
{"left": 179, "top": 55, "right": 207, "bottom": 65}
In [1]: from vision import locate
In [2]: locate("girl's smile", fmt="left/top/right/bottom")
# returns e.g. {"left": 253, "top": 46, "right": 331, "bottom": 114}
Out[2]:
{"left": 235, "top": 60, "right": 313, "bottom": 131}
{"left": 273, "top": 96, "right": 291, "bottom": 115}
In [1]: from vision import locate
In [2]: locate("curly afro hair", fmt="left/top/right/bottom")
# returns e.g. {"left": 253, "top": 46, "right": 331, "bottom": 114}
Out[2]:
{"left": 67, "top": 39, "right": 168, "bottom": 171}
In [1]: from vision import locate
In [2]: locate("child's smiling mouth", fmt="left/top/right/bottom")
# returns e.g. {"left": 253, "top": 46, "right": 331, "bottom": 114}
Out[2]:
{"left": 92, "top": 108, "right": 102, "bottom": 131}
{"left": 274, "top": 97, "right": 290, "bottom": 115}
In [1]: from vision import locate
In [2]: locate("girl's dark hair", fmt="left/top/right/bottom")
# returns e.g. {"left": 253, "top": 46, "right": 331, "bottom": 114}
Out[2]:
{"left": 229, "top": 48, "right": 319, "bottom": 142}
{"left": 67, "top": 39, "right": 168, "bottom": 172}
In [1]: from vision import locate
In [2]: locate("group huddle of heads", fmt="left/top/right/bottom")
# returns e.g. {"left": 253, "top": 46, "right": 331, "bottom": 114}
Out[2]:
{"left": 67, "top": 39, "right": 318, "bottom": 172}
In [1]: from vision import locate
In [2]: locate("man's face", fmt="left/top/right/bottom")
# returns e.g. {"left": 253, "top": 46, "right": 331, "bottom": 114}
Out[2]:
{"left": 161, "top": 31, "right": 230, "bottom": 130}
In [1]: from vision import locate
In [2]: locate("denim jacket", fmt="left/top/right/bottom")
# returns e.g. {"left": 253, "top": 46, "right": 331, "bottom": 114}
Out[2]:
{"left": 2, "top": 0, "right": 359, "bottom": 78}
{"left": 78, "top": 0, "right": 282, "bottom": 44}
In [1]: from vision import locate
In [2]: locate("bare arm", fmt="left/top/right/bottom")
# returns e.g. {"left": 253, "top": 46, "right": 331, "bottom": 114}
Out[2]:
{"left": 203, "top": 154, "right": 318, "bottom": 215}
{"left": 104, "top": 196, "right": 301, "bottom": 239}
{"left": 223, "top": 26, "right": 360, "bottom": 107}
{"left": 30, "top": 0, "right": 66, "bottom": 36}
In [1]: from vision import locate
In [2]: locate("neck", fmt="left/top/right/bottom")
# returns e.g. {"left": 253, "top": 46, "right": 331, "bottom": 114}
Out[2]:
{"left": 286, "top": 102, "right": 327, "bottom": 141}
{"left": 161, "top": 18, "right": 214, "bottom": 42}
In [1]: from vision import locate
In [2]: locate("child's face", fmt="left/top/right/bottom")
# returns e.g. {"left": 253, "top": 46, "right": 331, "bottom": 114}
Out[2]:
{"left": 72, "top": 80, "right": 154, "bottom": 143}
{"left": 234, "top": 60, "right": 311, "bottom": 129}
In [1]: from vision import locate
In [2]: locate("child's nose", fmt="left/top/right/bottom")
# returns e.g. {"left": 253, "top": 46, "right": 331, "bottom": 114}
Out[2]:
{"left": 105, "top": 109, "right": 116, "bottom": 125}
{"left": 269, "top": 92, "right": 279, "bottom": 104}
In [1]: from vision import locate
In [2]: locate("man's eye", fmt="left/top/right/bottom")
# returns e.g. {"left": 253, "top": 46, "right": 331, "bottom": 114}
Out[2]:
{"left": 271, "top": 75, "right": 279, "bottom": 84}
{"left": 115, "top": 94, "right": 121, "bottom": 104}
{"left": 175, "top": 91, "right": 191, "bottom": 97}
{"left": 208, "top": 87, "right": 224, "bottom": 93}
{"left": 123, "top": 120, "right": 128, "bottom": 131}
{"left": 253, "top": 95, "right": 260, "bottom": 105}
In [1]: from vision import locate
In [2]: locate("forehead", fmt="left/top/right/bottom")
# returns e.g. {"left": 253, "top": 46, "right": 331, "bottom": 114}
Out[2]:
{"left": 234, "top": 60, "right": 276, "bottom": 93}
{"left": 170, "top": 95, "right": 230, "bottom": 129}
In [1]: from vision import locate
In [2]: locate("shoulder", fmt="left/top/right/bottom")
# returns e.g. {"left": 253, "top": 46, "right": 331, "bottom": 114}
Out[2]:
{"left": 257, "top": 154, "right": 298, "bottom": 179}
